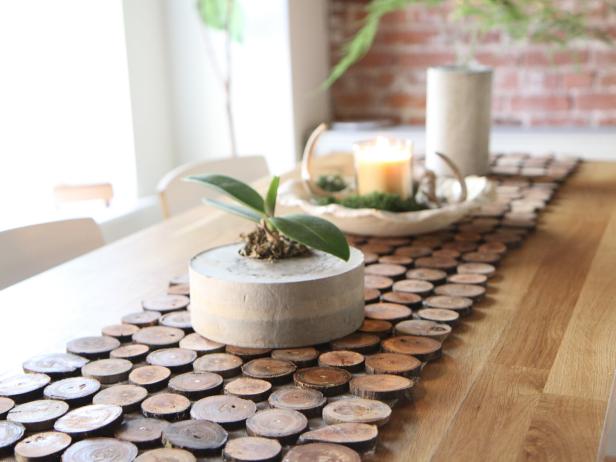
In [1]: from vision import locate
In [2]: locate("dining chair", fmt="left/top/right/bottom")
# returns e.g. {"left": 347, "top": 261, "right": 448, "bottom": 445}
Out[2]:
{"left": 157, "top": 156, "right": 270, "bottom": 218}
{"left": 0, "top": 218, "right": 104, "bottom": 290}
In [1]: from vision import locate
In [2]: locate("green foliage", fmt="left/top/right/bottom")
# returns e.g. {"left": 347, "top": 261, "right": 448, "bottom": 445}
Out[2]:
{"left": 197, "top": 0, "right": 244, "bottom": 42}
{"left": 186, "top": 174, "right": 265, "bottom": 214}
{"left": 316, "top": 191, "right": 428, "bottom": 212}
{"left": 265, "top": 176, "right": 279, "bottom": 216}
{"left": 316, "top": 174, "right": 348, "bottom": 192}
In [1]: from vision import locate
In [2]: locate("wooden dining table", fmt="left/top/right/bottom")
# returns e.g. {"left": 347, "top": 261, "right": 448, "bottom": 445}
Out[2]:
{"left": 1, "top": 160, "right": 616, "bottom": 461}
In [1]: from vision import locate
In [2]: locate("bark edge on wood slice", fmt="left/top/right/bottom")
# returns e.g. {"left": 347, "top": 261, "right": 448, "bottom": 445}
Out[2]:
{"left": 132, "top": 326, "right": 185, "bottom": 350}
{"left": 0, "top": 373, "right": 51, "bottom": 403}
{"left": 169, "top": 372, "right": 224, "bottom": 400}
{"left": 298, "top": 422, "right": 378, "bottom": 452}
{"left": 381, "top": 335, "right": 442, "bottom": 362}
{"left": 81, "top": 358, "right": 133, "bottom": 384}
{"left": 318, "top": 351, "right": 365, "bottom": 373}
{"left": 92, "top": 384, "right": 148, "bottom": 412}
{"left": 270, "top": 347, "right": 319, "bottom": 368}
{"left": 349, "top": 374, "right": 414, "bottom": 401}
{"left": 190, "top": 395, "right": 256, "bottom": 430}
{"left": 7, "top": 399, "right": 69, "bottom": 431}
{"left": 416, "top": 308, "right": 460, "bottom": 326}
{"left": 224, "top": 377, "right": 272, "bottom": 402}
{"left": 14, "top": 431, "right": 71, "bottom": 461}
{"left": 364, "top": 302, "right": 412, "bottom": 323}
{"left": 128, "top": 365, "right": 171, "bottom": 392}
{"left": 43, "top": 376, "right": 101, "bottom": 407}
{"left": 114, "top": 417, "right": 168, "bottom": 449}
{"left": 161, "top": 419, "right": 228, "bottom": 457}
{"left": 22, "top": 353, "right": 89, "bottom": 378}
{"left": 140, "top": 393, "right": 191, "bottom": 421}
{"left": 179, "top": 333, "right": 225, "bottom": 356}
{"left": 365, "top": 352, "right": 422, "bottom": 378}
{"left": 53, "top": 404, "right": 123, "bottom": 438}
{"left": 246, "top": 408, "right": 308, "bottom": 445}
{"left": 66, "top": 336, "right": 121, "bottom": 360}
{"left": 0, "top": 420, "right": 25, "bottom": 452}
{"left": 330, "top": 333, "right": 380, "bottom": 354}
{"left": 241, "top": 358, "right": 297, "bottom": 384}
{"left": 357, "top": 319, "right": 393, "bottom": 338}
{"left": 146, "top": 348, "right": 197, "bottom": 373}
{"left": 193, "top": 353, "right": 243, "bottom": 378}
{"left": 293, "top": 367, "right": 352, "bottom": 397}
{"left": 394, "top": 319, "right": 451, "bottom": 342}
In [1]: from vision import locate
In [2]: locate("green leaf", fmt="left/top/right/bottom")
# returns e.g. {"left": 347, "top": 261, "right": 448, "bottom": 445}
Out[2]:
{"left": 269, "top": 215, "right": 350, "bottom": 261}
{"left": 265, "top": 176, "right": 279, "bottom": 216}
{"left": 204, "top": 198, "right": 262, "bottom": 223}
{"left": 197, "top": 0, "right": 244, "bottom": 42}
{"left": 186, "top": 174, "right": 265, "bottom": 214}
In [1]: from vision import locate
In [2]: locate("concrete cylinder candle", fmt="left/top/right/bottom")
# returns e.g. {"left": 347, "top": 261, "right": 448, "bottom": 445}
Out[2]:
{"left": 353, "top": 136, "right": 413, "bottom": 198}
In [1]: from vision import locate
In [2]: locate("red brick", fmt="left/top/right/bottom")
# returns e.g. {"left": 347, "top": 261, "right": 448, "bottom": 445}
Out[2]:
{"left": 562, "top": 72, "right": 594, "bottom": 88}
{"left": 599, "top": 73, "right": 616, "bottom": 86}
{"left": 475, "top": 52, "right": 516, "bottom": 67}
{"left": 593, "top": 50, "right": 616, "bottom": 66}
{"left": 494, "top": 71, "right": 519, "bottom": 90}
{"left": 575, "top": 93, "right": 616, "bottom": 110}
{"left": 510, "top": 95, "right": 570, "bottom": 111}
{"left": 597, "top": 117, "right": 616, "bottom": 126}
{"left": 379, "top": 30, "right": 438, "bottom": 45}
{"left": 386, "top": 93, "right": 426, "bottom": 109}
{"left": 529, "top": 116, "right": 587, "bottom": 126}
{"left": 332, "top": 92, "right": 373, "bottom": 107}
{"left": 520, "top": 50, "right": 589, "bottom": 66}
{"left": 399, "top": 51, "right": 455, "bottom": 67}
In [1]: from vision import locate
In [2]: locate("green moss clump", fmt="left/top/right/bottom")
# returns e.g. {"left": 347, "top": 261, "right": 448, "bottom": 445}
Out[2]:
{"left": 316, "top": 174, "right": 348, "bottom": 192}
{"left": 315, "top": 191, "right": 427, "bottom": 212}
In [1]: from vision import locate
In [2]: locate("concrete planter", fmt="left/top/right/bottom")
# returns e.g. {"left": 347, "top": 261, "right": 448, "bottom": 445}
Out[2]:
{"left": 189, "top": 244, "right": 364, "bottom": 348}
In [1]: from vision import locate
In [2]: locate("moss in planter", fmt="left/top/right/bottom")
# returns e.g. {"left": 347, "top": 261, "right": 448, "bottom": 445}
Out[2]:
{"left": 316, "top": 174, "right": 348, "bottom": 192}
{"left": 240, "top": 224, "right": 310, "bottom": 260}
{"left": 315, "top": 191, "right": 428, "bottom": 213}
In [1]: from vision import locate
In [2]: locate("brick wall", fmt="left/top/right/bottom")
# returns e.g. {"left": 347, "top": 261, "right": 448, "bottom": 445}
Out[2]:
{"left": 329, "top": 0, "right": 616, "bottom": 127}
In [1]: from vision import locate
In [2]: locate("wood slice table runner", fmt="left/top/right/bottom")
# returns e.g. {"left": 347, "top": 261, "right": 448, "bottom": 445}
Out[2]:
{"left": 0, "top": 154, "right": 578, "bottom": 460}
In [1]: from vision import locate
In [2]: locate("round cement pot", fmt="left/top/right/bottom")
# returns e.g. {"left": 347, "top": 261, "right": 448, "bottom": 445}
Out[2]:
{"left": 189, "top": 244, "right": 365, "bottom": 348}
{"left": 425, "top": 65, "right": 493, "bottom": 177}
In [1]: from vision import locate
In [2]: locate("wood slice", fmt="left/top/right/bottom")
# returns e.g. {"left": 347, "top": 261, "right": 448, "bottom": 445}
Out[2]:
{"left": 111, "top": 344, "right": 150, "bottom": 362}
{"left": 405, "top": 268, "right": 447, "bottom": 284}
{"left": 81, "top": 359, "right": 133, "bottom": 384}
{"left": 0, "top": 397, "right": 14, "bottom": 419}
{"left": 363, "top": 275, "right": 393, "bottom": 291}
{"left": 128, "top": 366, "right": 171, "bottom": 392}
{"left": 53, "top": 404, "right": 123, "bottom": 438}
{"left": 93, "top": 384, "right": 148, "bottom": 412}
{"left": 101, "top": 324, "right": 140, "bottom": 342}
{"left": 223, "top": 436, "right": 282, "bottom": 462}
{"left": 380, "top": 291, "right": 422, "bottom": 308}
{"left": 423, "top": 295, "right": 473, "bottom": 316}
{"left": 190, "top": 395, "right": 256, "bottom": 430}
{"left": 61, "top": 437, "right": 138, "bottom": 461}
{"left": 381, "top": 336, "right": 442, "bottom": 362}
{"left": 363, "top": 288, "right": 380, "bottom": 304}
{"left": 271, "top": 347, "right": 319, "bottom": 368}
{"left": 193, "top": 353, "right": 243, "bottom": 378}
{"left": 169, "top": 372, "right": 223, "bottom": 400}
{"left": 167, "top": 284, "right": 190, "bottom": 297}
{"left": 141, "top": 393, "right": 190, "bottom": 421}
{"left": 121, "top": 311, "right": 161, "bottom": 327}
{"left": 484, "top": 232, "right": 522, "bottom": 248}
{"left": 146, "top": 348, "right": 197, "bottom": 373}
{"left": 241, "top": 358, "right": 297, "bottom": 384}
{"left": 66, "top": 336, "right": 120, "bottom": 360}
{"left": 293, "top": 367, "right": 351, "bottom": 397}
{"left": 362, "top": 252, "right": 378, "bottom": 265}
{"left": 268, "top": 386, "right": 326, "bottom": 418}
{"left": 416, "top": 308, "right": 460, "bottom": 326}
{"left": 282, "top": 443, "right": 360, "bottom": 462}
{"left": 14, "top": 431, "right": 71, "bottom": 461}
{"left": 330, "top": 333, "right": 380, "bottom": 354}
{"left": 225, "top": 346, "right": 272, "bottom": 361}
{"left": 368, "top": 237, "right": 410, "bottom": 247}
{"left": 7, "top": 399, "right": 69, "bottom": 431}
{"left": 246, "top": 409, "right": 307, "bottom": 445}
{"left": 179, "top": 333, "right": 225, "bottom": 356}
{"left": 132, "top": 326, "right": 185, "bottom": 350}
{"left": 359, "top": 243, "right": 392, "bottom": 255}
{"left": 462, "top": 251, "right": 501, "bottom": 265}
{"left": 322, "top": 398, "right": 391, "bottom": 426}
{"left": 0, "top": 373, "right": 50, "bottom": 403}
{"left": 414, "top": 256, "right": 458, "bottom": 273}
{"left": 478, "top": 242, "right": 508, "bottom": 255}
{"left": 394, "top": 246, "right": 431, "bottom": 258}
{"left": 365, "top": 352, "right": 421, "bottom": 378}
{"left": 142, "top": 295, "right": 189, "bottom": 313}
{"left": 413, "top": 236, "right": 443, "bottom": 248}
{"left": 298, "top": 423, "right": 378, "bottom": 452}
{"left": 364, "top": 302, "right": 412, "bottom": 323}
{"left": 44, "top": 377, "right": 101, "bottom": 406}
{"left": 442, "top": 241, "right": 477, "bottom": 253}
{"left": 224, "top": 378, "right": 272, "bottom": 402}
{"left": 357, "top": 319, "right": 392, "bottom": 338}
{"left": 22, "top": 353, "right": 89, "bottom": 378}
{"left": 378, "top": 255, "right": 413, "bottom": 266}
{"left": 434, "top": 283, "right": 486, "bottom": 301}
{"left": 457, "top": 262, "right": 496, "bottom": 278}
{"left": 0, "top": 420, "right": 25, "bottom": 452}
{"left": 114, "top": 417, "right": 168, "bottom": 449}
{"left": 392, "top": 279, "right": 434, "bottom": 296}
{"left": 169, "top": 273, "right": 189, "bottom": 286}
{"left": 162, "top": 420, "right": 228, "bottom": 457}
{"left": 318, "top": 351, "right": 365, "bottom": 373}
{"left": 135, "top": 448, "right": 196, "bottom": 462}
{"left": 432, "top": 248, "right": 462, "bottom": 259}
{"left": 159, "top": 311, "right": 193, "bottom": 332}
{"left": 364, "top": 264, "right": 406, "bottom": 279}
{"left": 447, "top": 273, "right": 488, "bottom": 286}
{"left": 454, "top": 232, "right": 482, "bottom": 243}
{"left": 349, "top": 374, "right": 413, "bottom": 401}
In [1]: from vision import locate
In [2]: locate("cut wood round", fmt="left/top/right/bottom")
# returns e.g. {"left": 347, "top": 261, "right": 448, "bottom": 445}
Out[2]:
{"left": 330, "top": 333, "right": 380, "bottom": 354}
{"left": 413, "top": 236, "right": 444, "bottom": 248}
{"left": 271, "top": 347, "right": 319, "bottom": 368}
{"left": 190, "top": 395, "right": 256, "bottom": 430}
{"left": 0, "top": 373, "right": 51, "bottom": 403}
{"left": 359, "top": 243, "right": 392, "bottom": 255}
{"left": 81, "top": 359, "right": 133, "bottom": 384}
{"left": 447, "top": 273, "right": 488, "bottom": 286}
{"left": 416, "top": 308, "right": 460, "bottom": 326}
{"left": 14, "top": 431, "right": 71, "bottom": 461}
{"left": 442, "top": 241, "right": 477, "bottom": 253}
{"left": 159, "top": 311, "right": 193, "bottom": 332}
{"left": 121, "top": 311, "right": 160, "bottom": 327}
{"left": 128, "top": 366, "right": 171, "bottom": 392}
{"left": 322, "top": 398, "right": 391, "bottom": 426}
{"left": 282, "top": 443, "right": 361, "bottom": 462}
{"left": 368, "top": 237, "right": 411, "bottom": 247}
{"left": 462, "top": 251, "right": 501, "bottom": 265}
{"left": 132, "top": 326, "right": 185, "bottom": 350}
{"left": 0, "top": 397, "right": 14, "bottom": 419}
{"left": 298, "top": 423, "right": 378, "bottom": 452}
{"left": 381, "top": 336, "right": 442, "bottom": 362}
{"left": 267, "top": 386, "right": 326, "bottom": 418}
{"left": 7, "top": 399, "right": 69, "bottom": 431}
{"left": 414, "top": 256, "right": 458, "bottom": 273}
{"left": 363, "top": 288, "right": 380, "bottom": 304}
{"left": 394, "top": 319, "right": 451, "bottom": 342}
{"left": 146, "top": 348, "right": 197, "bottom": 373}
{"left": 362, "top": 252, "right": 378, "bottom": 265}
{"left": 53, "top": 404, "right": 123, "bottom": 438}
{"left": 364, "top": 264, "right": 406, "bottom": 279}
{"left": 162, "top": 420, "right": 228, "bottom": 457}
{"left": 61, "top": 438, "right": 138, "bottom": 462}
{"left": 226, "top": 346, "right": 272, "bottom": 361}
{"left": 423, "top": 295, "right": 473, "bottom": 316}
{"left": 93, "top": 384, "right": 148, "bottom": 412}
{"left": 111, "top": 344, "right": 150, "bottom": 362}
{"left": 318, "top": 350, "right": 365, "bottom": 373}
{"left": 167, "top": 283, "right": 190, "bottom": 297}
{"left": 142, "top": 295, "right": 189, "bottom": 313}
{"left": 179, "top": 333, "right": 225, "bottom": 356}
{"left": 432, "top": 248, "right": 462, "bottom": 259}
{"left": 364, "top": 302, "right": 411, "bottom": 323}
{"left": 380, "top": 291, "right": 422, "bottom": 308}
{"left": 454, "top": 232, "right": 482, "bottom": 243}
{"left": 170, "top": 273, "right": 189, "bottom": 286}
{"left": 0, "top": 420, "right": 25, "bottom": 452}
{"left": 246, "top": 409, "right": 307, "bottom": 445}
{"left": 478, "top": 242, "right": 507, "bottom": 255}
{"left": 141, "top": 393, "right": 190, "bottom": 421}
{"left": 190, "top": 245, "right": 364, "bottom": 348}
{"left": 66, "top": 336, "right": 120, "bottom": 359}
{"left": 224, "top": 378, "right": 272, "bottom": 402}
{"left": 22, "top": 353, "right": 89, "bottom": 378}
{"left": 293, "top": 367, "right": 351, "bottom": 397}
{"left": 484, "top": 232, "right": 522, "bottom": 248}
{"left": 405, "top": 268, "right": 447, "bottom": 284}
{"left": 223, "top": 436, "right": 282, "bottom": 462}
{"left": 135, "top": 448, "right": 196, "bottom": 462}
{"left": 365, "top": 353, "right": 421, "bottom": 378}
{"left": 114, "top": 417, "right": 168, "bottom": 449}
{"left": 457, "top": 262, "right": 496, "bottom": 278}
{"left": 169, "top": 372, "right": 223, "bottom": 400}
{"left": 395, "top": 246, "right": 431, "bottom": 258}
{"left": 349, "top": 374, "right": 413, "bottom": 401}
{"left": 193, "top": 353, "right": 243, "bottom": 378}
{"left": 101, "top": 324, "right": 140, "bottom": 342}
{"left": 357, "top": 319, "right": 392, "bottom": 338}
{"left": 434, "top": 283, "right": 486, "bottom": 301}
{"left": 44, "top": 377, "right": 100, "bottom": 406}
{"left": 364, "top": 275, "right": 393, "bottom": 291}
{"left": 378, "top": 255, "right": 413, "bottom": 266}
{"left": 241, "top": 358, "right": 296, "bottom": 384}
{"left": 392, "top": 279, "right": 434, "bottom": 296}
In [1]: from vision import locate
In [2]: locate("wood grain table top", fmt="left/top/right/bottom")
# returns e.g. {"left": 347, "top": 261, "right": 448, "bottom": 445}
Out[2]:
{"left": 1, "top": 161, "right": 616, "bottom": 461}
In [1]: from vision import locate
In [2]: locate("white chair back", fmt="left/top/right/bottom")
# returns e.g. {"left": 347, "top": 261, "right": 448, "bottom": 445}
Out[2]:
{"left": 157, "top": 156, "right": 270, "bottom": 218}
{"left": 0, "top": 218, "right": 104, "bottom": 290}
